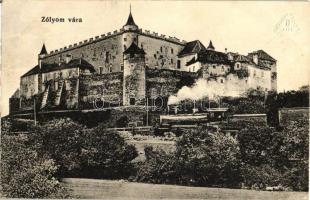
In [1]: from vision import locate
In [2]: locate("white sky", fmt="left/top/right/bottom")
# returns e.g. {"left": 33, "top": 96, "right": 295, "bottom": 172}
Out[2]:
{"left": 1, "top": 0, "right": 310, "bottom": 116}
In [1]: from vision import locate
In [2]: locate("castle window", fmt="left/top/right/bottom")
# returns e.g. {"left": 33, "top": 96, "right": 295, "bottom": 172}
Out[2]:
{"left": 124, "top": 45, "right": 127, "bottom": 50}
{"left": 213, "top": 65, "right": 216, "bottom": 69}
{"left": 106, "top": 52, "right": 109, "bottom": 63}
{"left": 220, "top": 79, "right": 224, "bottom": 83}
{"left": 99, "top": 67, "right": 104, "bottom": 74}
{"left": 221, "top": 66, "right": 224, "bottom": 71}
{"left": 124, "top": 37, "right": 127, "bottom": 41}
{"left": 121, "top": 64, "right": 124, "bottom": 71}
{"left": 171, "top": 59, "right": 173, "bottom": 64}
{"left": 236, "top": 63, "right": 240, "bottom": 69}
{"left": 154, "top": 54, "right": 157, "bottom": 59}
{"left": 160, "top": 47, "right": 163, "bottom": 52}
{"left": 177, "top": 60, "right": 181, "bottom": 69}
{"left": 109, "top": 65, "right": 112, "bottom": 73}
{"left": 254, "top": 70, "right": 256, "bottom": 77}
{"left": 130, "top": 98, "right": 135, "bottom": 105}
{"left": 171, "top": 48, "right": 174, "bottom": 54}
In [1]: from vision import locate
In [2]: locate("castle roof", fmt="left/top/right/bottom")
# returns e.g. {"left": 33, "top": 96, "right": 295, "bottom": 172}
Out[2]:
{"left": 186, "top": 50, "right": 230, "bottom": 66}
{"left": 178, "top": 40, "right": 206, "bottom": 57}
{"left": 207, "top": 40, "right": 215, "bottom": 50}
{"left": 123, "top": 42, "right": 145, "bottom": 55}
{"left": 21, "top": 58, "right": 95, "bottom": 78}
{"left": 124, "top": 11, "right": 137, "bottom": 27}
{"left": 248, "top": 50, "right": 276, "bottom": 62}
{"left": 39, "top": 43, "right": 47, "bottom": 55}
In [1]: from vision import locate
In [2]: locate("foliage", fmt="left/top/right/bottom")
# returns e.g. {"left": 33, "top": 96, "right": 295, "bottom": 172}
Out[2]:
{"left": 79, "top": 123, "right": 138, "bottom": 179}
{"left": 175, "top": 128, "right": 241, "bottom": 187}
{"left": 1, "top": 134, "right": 68, "bottom": 198}
{"left": 33, "top": 118, "right": 85, "bottom": 176}
{"left": 277, "top": 85, "right": 309, "bottom": 108}
{"left": 135, "top": 146, "right": 178, "bottom": 184}
{"left": 237, "top": 126, "right": 288, "bottom": 168}
{"left": 135, "top": 128, "right": 241, "bottom": 187}
{"left": 240, "top": 164, "right": 283, "bottom": 188}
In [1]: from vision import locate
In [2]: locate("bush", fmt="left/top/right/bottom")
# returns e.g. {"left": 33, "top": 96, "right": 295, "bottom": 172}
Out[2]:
{"left": 135, "top": 146, "right": 178, "bottom": 184}
{"left": 241, "top": 164, "right": 283, "bottom": 189}
{"left": 79, "top": 124, "right": 138, "bottom": 179}
{"left": 1, "top": 134, "right": 68, "bottom": 198}
{"left": 33, "top": 118, "right": 85, "bottom": 176}
{"left": 135, "top": 127, "right": 241, "bottom": 187}
{"left": 175, "top": 128, "right": 241, "bottom": 187}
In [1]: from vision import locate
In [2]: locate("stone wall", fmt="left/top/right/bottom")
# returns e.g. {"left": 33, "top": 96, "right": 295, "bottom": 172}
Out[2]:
{"left": 138, "top": 34, "right": 184, "bottom": 69}
{"left": 146, "top": 69, "right": 197, "bottom": 107}
{"left": 20, "top": 74, "right": 39, "bottom": 98}
{"left": 79, "top": 73, "right": 123, "bottom": 109}
{"left": 43, "top": 33, "right": 123, "bottom": 73}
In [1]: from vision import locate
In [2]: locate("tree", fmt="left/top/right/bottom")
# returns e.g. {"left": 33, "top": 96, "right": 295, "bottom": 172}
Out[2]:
{"left": 1, "top": 134, "right": 68, "bottom": 198}
{"left": 237, "top": 126, "right": 288, "bottom": 168}
{"left": 175, "top": 128, "right": 241, "bottom": 187}
{"left": 32, "top": 118, "right": 85, "bottom": 176}
{"left": 80, "top": 123, "right": 138, "bottom": 178}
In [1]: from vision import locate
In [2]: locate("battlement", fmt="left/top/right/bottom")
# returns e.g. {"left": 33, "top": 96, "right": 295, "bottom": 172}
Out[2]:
{"left": 141, "top": 29, "right": 186, "bottom": 45}
{"left": 45, "top": 29, "right": 125, "bottom": 57}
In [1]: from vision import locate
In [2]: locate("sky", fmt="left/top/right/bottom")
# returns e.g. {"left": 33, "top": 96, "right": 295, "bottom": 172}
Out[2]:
{"left": 1, "top": 0, "right": 310, "bottom": 116}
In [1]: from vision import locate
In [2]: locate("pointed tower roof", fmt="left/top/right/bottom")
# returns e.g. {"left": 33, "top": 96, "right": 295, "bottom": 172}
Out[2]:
{"left": 124, "top": 42, "right": 145, "bottom": 55}
{"left": 39, "top": 43, "right": 47, "bottom": 55}
{"left": 207, "top": 40, "right": 215, "bottom": 50}
{"left": 125, "top": 5, "right": 137, "bottom": 26}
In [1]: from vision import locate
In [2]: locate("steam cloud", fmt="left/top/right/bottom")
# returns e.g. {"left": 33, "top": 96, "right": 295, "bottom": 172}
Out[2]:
{"left": 168, "top": 75, "right": 243, "bottom": 105}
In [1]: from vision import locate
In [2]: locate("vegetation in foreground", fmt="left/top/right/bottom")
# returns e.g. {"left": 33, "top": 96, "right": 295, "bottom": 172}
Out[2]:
{"left": 1, "top": 87, "right": 308, "bottom": 198}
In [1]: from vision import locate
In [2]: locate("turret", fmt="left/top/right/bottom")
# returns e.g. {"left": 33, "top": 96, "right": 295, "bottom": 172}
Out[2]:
{"left": 122, "top": 6, "right": 139, "bottom": 52}
{"left": 38, "top": 43, "right": 47, "bottom": 68}
{"left": 38, "top": 43, "right": 47, "bottom": 93}
{"left": 207, "top": 40, "right": 215, "bottom": 51}
{"left": 123, "top": 42, "right": 146, "bottom": 106}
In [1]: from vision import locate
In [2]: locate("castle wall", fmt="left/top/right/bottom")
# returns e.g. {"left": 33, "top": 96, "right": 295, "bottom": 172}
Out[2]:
{"left": 20, "top": 74, "right": 38, "bottom": 98}
{"left": 146, "top": 69, "right": 197, "bottom": 106}
{"left": 138, "top": 34, "right": 184, "bottom": 69}
{"left": 247, "top": 65, "right": 271, "bottom": 91}
{"left": 42, "top": 33, "right": 123, "bottom": 74}
{"left": 79, "top": 73, "right": 123, "bottom": 109}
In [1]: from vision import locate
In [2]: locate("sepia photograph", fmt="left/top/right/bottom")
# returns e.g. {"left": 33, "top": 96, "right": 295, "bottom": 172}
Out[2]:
{"left": 1, "top": 1, "right": 309, "bottom": 199}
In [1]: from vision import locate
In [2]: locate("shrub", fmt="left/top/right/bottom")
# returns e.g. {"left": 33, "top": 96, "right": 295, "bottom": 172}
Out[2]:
{"left": 33, "top": 118, "right": 85, "bottom": 176}
{"left": 79, "top": 124, "right": 138, "bottom": 179}
{"left": 240, "top": 164, "right": 283, "bottom": 188}
{"left": 175, "top": 128, "right": 241, "bottom": 187}
{"left": 135, "top": 127, "right": 241, "bottom": 187}
{"left": 1, "top": 134, "right": 68, "bottom": 198}
{"left": 135, "top": 146, "right": 178, "bottom": 184}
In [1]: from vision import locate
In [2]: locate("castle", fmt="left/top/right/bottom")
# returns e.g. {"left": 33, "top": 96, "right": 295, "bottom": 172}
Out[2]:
{"left": 9, "top": 9, "right": 277, "bottom": 124}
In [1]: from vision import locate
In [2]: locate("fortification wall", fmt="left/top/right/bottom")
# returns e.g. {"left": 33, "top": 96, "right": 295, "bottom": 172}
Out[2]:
{"left": 79, "top": 73, "right": 123, "bottom": 109}
{"left": 43, "top": 31, "right": 124, "bottom": 73}
{"left": 20, "top": 74, "right": 39, "bottom": 98}
{"left": 138, "top": 32, "right": 184, "bottom": 69}
{"left": 146, "top": 69, "right": 197, "bottom": 103}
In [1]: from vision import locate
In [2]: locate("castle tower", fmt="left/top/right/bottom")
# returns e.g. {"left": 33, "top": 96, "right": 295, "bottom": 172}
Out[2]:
{"left": 38, "top": 43, "right": 47, "bottom": 93}
{"left": 123, "top": 42, "right": 146, "bottom": 106}
{"left": 122, "top": 7, "right": 139, "bottom": 52}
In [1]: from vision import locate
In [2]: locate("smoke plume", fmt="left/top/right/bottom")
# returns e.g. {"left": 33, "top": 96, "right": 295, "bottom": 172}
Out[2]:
{"left": 168, "top": 75, "right": 243, "bottom": 105}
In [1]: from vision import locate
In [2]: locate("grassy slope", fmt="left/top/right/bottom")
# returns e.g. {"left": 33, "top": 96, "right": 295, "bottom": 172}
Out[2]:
{"left": 63, "top": 178, "right": 308, "bottom": 200}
